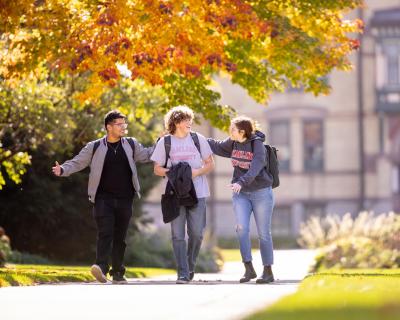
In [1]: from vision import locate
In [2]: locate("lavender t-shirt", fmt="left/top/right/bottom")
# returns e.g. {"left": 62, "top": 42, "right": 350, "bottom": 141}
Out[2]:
{"left": 151, "top": 133, "right": 213, "bottom": 198}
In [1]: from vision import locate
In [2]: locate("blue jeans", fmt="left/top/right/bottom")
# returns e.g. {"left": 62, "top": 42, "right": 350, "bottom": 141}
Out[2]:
{"left": 232, "top": 187, "right": 275, "bottom": 266}
{"left": 170, "top": 198, "right": 206, "bottom": 278}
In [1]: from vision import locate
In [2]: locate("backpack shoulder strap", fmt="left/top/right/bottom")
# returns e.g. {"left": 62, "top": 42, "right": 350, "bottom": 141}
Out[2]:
{"left": 126, "top": 137, "right": 136, "bottom": 160}
{"left": 190, "top": 132, "right": 201, "bottom": 156}
{"left": 164, "top": 135, "right": 172, "bottom": 168}
{"left": 91, "top": 140, "right": 101, "bottom": 162}
{"left": 251, "top": 139, "right": 268, "bottom": 167}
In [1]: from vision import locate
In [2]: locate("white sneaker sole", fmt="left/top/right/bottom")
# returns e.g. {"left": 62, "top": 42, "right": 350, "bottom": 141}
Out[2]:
{"left": 91, "top": 265, "right": 108, "bottom": 283}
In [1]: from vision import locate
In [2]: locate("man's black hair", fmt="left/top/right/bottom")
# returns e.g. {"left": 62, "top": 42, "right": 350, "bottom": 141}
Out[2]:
{"left": 104, "top": 110, "right": 126, "bottom": 129}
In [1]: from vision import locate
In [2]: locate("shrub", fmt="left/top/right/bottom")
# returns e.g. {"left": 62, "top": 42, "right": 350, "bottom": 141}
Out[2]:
{"left": 124, "top": 229, "right": 223, "bottom": 273}
{"left": 8, "top": 251, "right": 52, "bottom": 265}
{"left": 196, "top": 244, "right": 224, "bottom": 273}
{"left": 298, "top": 212, "right": 400, "bottom": 271}
{"left": 218, "top": 236, "right": 299, "bottom": 250}
{"left": 0, "top": 226, "right": 11, "bottom": 267}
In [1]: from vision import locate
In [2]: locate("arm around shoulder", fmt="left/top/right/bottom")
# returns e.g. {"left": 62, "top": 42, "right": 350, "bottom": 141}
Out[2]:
{"left": 207, "top": 137, "right": 233, "bottom": 158}
{"left": 133, "top": 138, "right": 156, "bottom": 163}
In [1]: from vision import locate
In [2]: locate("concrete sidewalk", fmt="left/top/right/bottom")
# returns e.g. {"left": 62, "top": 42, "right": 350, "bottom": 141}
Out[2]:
{"left": 1, "top": 249, "right": 315, "bottom": 320}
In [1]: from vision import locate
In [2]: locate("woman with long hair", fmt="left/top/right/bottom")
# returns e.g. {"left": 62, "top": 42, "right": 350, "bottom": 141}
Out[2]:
{"left": 208, "top": 116, "right": 275, "bottom": 284}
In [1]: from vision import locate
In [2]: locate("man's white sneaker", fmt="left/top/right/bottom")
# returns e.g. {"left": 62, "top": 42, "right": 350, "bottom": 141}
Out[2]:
{"left": 91, "top": 264, "right": 108, "bottom": 283}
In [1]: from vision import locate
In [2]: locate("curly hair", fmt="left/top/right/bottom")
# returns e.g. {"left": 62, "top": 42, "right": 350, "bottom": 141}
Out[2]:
{"left": 164, "top": 106, "right": 194, "bottom": 135}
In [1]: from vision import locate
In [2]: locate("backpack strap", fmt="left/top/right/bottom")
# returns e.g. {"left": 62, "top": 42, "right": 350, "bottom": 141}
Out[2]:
{"left": 251, "top": 139, "right": 268, "bottom": 167}
{"left": 92, "top": 137, "right": 135, "bottom": 162}
{"left": 164, "top": 135, "right": 172, "bottom": 168}
{"left": 126, "top": 137, "right": 136, "bottom": 160}
{"left": 190, "top": 132, "right": 201, "bottom": 156}
{"left": 91, "top": 140, "right": 101, "bottom": 161}
{"left": 164, "top": 133, "right": 201, "bottom": 168}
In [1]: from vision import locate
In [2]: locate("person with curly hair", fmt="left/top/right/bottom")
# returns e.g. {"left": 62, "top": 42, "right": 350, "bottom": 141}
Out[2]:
{"left": 151, "top": 106, "right": 215, "bottom": 284}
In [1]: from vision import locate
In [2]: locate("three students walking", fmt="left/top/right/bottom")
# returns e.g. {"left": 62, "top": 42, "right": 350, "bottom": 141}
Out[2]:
{"left": 52, "top": 107, "right": 275, "bottom": 284}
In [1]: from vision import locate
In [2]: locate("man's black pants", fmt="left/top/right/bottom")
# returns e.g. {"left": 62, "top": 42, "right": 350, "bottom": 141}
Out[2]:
{"left": 93, "top": 197, "right": 133, "bottom": 276}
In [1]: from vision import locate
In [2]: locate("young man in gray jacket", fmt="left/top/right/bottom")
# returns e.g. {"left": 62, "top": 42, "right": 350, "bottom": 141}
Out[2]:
{"left": 52, "top": 110, "right": 154, "bottom": 284}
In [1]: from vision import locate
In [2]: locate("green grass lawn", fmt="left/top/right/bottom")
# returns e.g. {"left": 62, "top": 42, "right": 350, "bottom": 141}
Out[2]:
{"left": 246, "top": 269, "right": 400, "bottom": 320}
{"left": 220, "top": 249, "right": 242, "bottom": 262}
{"left": 0, "top": 264, "right": 174, "bottom": 287}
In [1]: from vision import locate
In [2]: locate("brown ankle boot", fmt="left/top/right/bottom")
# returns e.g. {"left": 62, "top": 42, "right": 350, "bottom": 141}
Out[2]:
{"left": 240, "top": 261, "right": 257, "bottom": 283}
{"left": 256, "top": 265, "right": 274, "bottom": 284}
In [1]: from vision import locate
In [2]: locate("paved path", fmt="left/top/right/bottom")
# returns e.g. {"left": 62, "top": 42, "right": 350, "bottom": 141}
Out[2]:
{"left": 1, "top": 249, "right": 315, "bottom": 320}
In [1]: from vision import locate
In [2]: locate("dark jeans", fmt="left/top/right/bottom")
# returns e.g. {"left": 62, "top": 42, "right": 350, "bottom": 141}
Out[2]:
{"left": 93, "top": 197, "right": 133, "bottom": 276}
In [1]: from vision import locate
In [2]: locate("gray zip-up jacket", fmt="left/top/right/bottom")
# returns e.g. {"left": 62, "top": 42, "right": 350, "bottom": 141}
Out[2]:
{"left": 60, "top": 136, "right": 154, "bottom": 203}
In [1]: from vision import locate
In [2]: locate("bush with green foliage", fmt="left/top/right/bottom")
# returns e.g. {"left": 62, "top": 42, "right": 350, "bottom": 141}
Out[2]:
{"left": 0, "top": 226, "right": 11, "bottom": 267}
{"left": 8, "top": 251, "right": 52, "bottom": 265}
{"left": 298, "top": 212, "right": 400, "bottom": 271}
{"left": 0, "top": 73, "right": 162, "bottom": 263}
{"left": 218, "top": 236, "right": 299, "bottom": 250}
{"left": 125, "top": 230, "right": 223, "bottom": 273}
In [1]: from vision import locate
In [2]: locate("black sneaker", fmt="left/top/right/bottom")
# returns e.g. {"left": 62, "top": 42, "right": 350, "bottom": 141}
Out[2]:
{"left": 189, "top": 272, "right": 195, "bottom": 281}
{"left": 176, "top": 276, "right": 190, "bottom": 284}
{"left": 91, "top": 264, "right": 108, "bottom": 283}
{"left": 112, "top": 272, "right": 128, "bottom": 284}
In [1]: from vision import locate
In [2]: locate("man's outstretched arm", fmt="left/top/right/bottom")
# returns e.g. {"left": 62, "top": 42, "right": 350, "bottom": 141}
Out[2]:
{"left": 52, "top": 142, "right": 93, "bottom": 177}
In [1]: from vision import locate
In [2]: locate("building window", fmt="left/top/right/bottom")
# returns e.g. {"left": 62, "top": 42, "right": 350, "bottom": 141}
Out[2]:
{"left": 269, "top": 120, "right": 290, "bottom": 172}
{"left": 385, "top": 42, "right": 400, "bottom": 86}
{"left": 303, "top": 120, "right": 324, "bottom": 172}
{"left": 377, "top": 40, "right": 400, "bottom": 88}
{"left": 303, "top": 203, "right": 326, "bottom": 223}
{"left": 272, "top": 206, "right": 292, "bottom": 236}
{"left": 388, "top": 55, "right": 399, "bottom": 85}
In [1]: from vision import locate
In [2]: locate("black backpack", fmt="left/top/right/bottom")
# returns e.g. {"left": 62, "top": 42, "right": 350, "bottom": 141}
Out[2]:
{"left": 91, "top": 137, "right": 135, "bottom": 161}
{"left": 250, "top": 140, "right": 280, "bottom": 189}
{"left": 163, "top": 132, "right": 201, "bottom": 168}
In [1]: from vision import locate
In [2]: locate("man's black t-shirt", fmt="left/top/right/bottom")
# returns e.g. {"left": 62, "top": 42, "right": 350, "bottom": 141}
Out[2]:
{"left": 96, "top": 140, "right": 134, "bottom": 199}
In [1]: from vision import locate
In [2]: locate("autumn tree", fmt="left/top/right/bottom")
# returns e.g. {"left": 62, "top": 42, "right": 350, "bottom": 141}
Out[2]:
{"left": 1, "top": 0, "right": 363, "bottom": 102}
{"left": 0, "top": 0, "right": 363, "bottom": 186}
